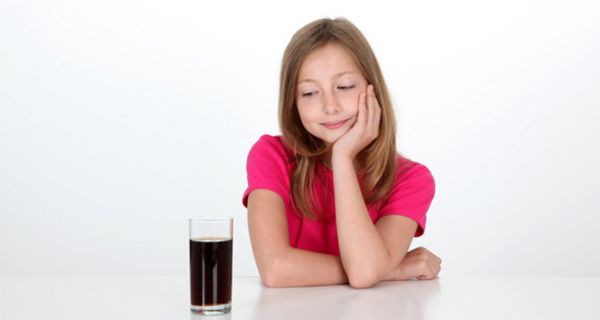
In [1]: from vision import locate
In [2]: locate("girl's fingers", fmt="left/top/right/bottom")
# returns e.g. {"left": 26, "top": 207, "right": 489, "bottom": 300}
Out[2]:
{"left": 356, "top": 91, "right": 367, "bottom": 128}
{"left": 366, "top": 86, "right": 374, "bottom": 130}
{"left": 367, "top": 85, "right": 381, "bottom": 136}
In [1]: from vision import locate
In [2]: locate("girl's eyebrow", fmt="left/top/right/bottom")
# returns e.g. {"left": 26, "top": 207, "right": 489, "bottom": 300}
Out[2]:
{"left": 298, "top": 71, "right": 359, "bottom": 84}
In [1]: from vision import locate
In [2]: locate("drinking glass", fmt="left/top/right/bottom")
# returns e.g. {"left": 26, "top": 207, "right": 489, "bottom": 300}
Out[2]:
{"left": 189, "top": 217, "right": 233, "bottom": 315}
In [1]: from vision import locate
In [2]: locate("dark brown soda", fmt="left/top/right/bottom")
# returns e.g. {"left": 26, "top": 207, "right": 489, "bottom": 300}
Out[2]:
{"left": 189, "top": 237, "right": 233, "bottom": 306}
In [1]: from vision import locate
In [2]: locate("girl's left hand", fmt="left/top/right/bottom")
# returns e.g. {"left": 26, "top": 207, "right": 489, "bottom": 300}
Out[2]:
{"left": 384, "top": 247, "right": 442, "bottom": 281}
{"left": 332, "top": 84, "right": 382, "bottom": 160}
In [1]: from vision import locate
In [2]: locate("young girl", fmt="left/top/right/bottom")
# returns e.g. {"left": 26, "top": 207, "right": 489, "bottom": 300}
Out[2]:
{"left": 242, "top": 17, "right": 441, "bottom": 288}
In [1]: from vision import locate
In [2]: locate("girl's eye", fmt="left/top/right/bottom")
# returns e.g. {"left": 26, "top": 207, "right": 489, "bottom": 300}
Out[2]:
{"left": 301, "top": 91, "right": 317, "bottom": 97}
{"left": 338, "top": 85, "right": 356, "bottom": 90}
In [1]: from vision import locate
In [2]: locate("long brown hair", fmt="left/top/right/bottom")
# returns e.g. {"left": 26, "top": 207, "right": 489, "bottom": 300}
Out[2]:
{"left": 279, "top": 17, "right": 398, "bottom": 219}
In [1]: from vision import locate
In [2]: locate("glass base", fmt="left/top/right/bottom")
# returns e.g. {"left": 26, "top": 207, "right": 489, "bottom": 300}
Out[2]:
{"left": 191, "top": 302, "right": 231, "bottom": 316}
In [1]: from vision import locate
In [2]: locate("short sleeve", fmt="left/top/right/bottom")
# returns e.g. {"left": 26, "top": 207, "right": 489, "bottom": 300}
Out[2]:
{"left": 379, "top": 163, "right": 435, "bottom": 237}
{"left": 242, "top": 135, "right": 292, "bottom": 208}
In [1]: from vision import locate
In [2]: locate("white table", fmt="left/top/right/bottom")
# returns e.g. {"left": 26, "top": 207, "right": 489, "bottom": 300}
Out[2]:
{"left": 0, "top": 276, "right": 598, "bottom": 319}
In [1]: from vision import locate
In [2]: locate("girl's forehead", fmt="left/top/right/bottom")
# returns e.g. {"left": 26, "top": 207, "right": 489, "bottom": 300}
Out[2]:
{"left": 298, "top": 43, "right": 362, "bottom": 82}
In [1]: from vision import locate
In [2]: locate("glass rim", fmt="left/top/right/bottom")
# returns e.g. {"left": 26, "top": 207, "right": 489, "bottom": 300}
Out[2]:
{"left": 189, "top": 217, "right": 233, "bottom": 222}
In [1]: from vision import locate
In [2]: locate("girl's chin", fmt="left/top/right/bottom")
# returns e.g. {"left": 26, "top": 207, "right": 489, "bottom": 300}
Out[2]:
{"left": 321, "top": 131, "right": 347, "bottom": 145}
{"left": 308, "top": 126, "right": 351, "bottom": 146}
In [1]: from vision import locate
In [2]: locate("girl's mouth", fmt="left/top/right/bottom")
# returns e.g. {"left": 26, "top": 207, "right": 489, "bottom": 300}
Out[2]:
{"left": 322, "top": 118, "right": 349, "bottom": 129}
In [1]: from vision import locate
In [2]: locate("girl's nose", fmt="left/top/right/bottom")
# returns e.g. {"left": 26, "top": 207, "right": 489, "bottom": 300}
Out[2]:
{"left": 322, "top": 92, "right": 340, "bottom": 115}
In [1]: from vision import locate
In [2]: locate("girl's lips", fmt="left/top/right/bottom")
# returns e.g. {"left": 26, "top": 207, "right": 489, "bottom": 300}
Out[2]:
{"left": 322, "top": 119, "right": 349, "bottom": 129}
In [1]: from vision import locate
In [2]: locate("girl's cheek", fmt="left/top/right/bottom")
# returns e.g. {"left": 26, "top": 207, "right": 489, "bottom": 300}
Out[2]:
{"left": 343, "top": 93, "right": 361, "bottom": 111}
{"left": 297, "top": 101, "right": 320, "bottom": 121}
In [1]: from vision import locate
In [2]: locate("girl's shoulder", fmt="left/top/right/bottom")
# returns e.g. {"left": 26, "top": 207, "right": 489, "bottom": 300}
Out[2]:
{"left": 395, "top": 155, "right": 435, "bottom": 186}
{"left": 248, "top": 134, "right": 295, "bottom": 164}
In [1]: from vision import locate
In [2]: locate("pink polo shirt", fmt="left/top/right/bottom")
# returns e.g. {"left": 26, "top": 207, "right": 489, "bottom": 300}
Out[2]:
{"left": 242, "top": 134, "right": 435, "bottom": 256}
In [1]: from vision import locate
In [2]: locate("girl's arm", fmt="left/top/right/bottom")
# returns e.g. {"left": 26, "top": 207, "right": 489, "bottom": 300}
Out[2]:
{"left": 247, "top": 189, "right": 348, "bottom": 287}
{"left": 247, "top": 190, "right": 441, "bottom": 287}
{"left": 332, "top": 155, "right": 418, "bottom": 288}
{"left": 331, "top": 85, "right": 419, "bottom": 288}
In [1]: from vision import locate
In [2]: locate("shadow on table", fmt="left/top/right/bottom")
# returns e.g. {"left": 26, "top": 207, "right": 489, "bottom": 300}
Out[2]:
{"left": 250, "top": 279, "right": 441, "bottom": 320}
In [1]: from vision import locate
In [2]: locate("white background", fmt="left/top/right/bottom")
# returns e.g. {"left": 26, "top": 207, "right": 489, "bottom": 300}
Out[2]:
{"left": 1, "top": 0, "right": 599, "bottom": 277}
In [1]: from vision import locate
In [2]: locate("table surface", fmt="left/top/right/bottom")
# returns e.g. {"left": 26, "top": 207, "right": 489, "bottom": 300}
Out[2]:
{"left": 0, "top": 276, "right": 598, "bottom": 320}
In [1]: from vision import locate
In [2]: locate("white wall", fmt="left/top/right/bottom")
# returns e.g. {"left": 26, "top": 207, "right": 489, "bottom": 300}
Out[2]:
{"left": 1, "top": 0, "right": 599, "bottom": 277}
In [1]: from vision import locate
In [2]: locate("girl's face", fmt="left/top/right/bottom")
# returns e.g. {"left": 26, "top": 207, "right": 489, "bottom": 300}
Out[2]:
{"left": 295, "top": 43, "right": 368, "bottom": 146}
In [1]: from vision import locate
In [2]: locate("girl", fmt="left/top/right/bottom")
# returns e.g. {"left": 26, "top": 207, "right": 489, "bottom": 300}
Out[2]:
{"left": 242, "top": 17, "right": 442, "bottom": 288}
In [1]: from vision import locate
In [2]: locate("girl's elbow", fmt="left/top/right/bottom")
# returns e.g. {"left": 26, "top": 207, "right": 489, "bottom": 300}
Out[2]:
{"left": 261, "top": 266, "right": 293, "bottom": 288}
{"left": 347, "top": 269, "right": 380, "bottom": 289}
{"left": 258, "top": 258, "right": 285, "bottom": 288}
{"left": 261, "top": 273, "right": 280, "bottom": 288}
{"left": 349, "top": 278, "right": 376, "bottom": 289}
